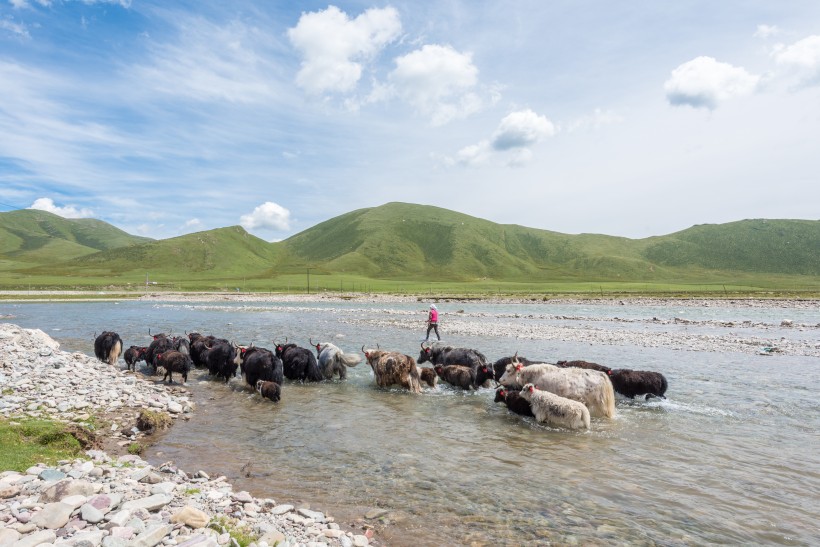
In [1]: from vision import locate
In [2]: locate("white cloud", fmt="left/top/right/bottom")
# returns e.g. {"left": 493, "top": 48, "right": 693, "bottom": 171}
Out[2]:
{"left": 184, "top": 218, "right": 202, "bottom": 228}
{"left": 133, "top": 17, "right": 281, "bottom": 104}
{"left": 0, "top": 18, "right": 30, "bottom": 38}
{"left": 288, "top": 5, "right": 401, "bottom": 95}
{"left": 389, "top": 44, "right": 484, "bottom": 125}
{"left": 773, "top": 35, "right": 820, "bottom": 86}
{"left": 240, "top": 201, "right": 291, "bottom": 231}
{"left": 664, "top": 56, "right": 760, "bottom": 109}
{"left": 491, "top": 109, "right": 556, "bottom": 151}
{"left": 754, "top": 24, "right": 780, "bottom": 39}
{"left": 454, "top": 140, "right": 491, "bottom": 166}
{"left": 28, "top": 197, "right": 94, "bottom": 218}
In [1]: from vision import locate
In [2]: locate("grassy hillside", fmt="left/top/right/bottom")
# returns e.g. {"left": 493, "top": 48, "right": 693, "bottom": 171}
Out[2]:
{"left": 643, "top": 219, "right": 820, "bottom": 275}
{"left": 1, "top": 203, "right": 818, "bottom": 293}
{"left": 20, "top": 226, "right": 282, "bottom": 280}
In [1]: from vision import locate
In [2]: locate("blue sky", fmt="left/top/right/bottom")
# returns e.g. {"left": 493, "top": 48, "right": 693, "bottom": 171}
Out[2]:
{"left": 2, "top": 1, "right": 819, "bottom": 241}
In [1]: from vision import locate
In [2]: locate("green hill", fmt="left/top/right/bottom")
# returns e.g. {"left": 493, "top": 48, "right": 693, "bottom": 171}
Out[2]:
{"left": 0, "top": 209, "right": 151, "bottom": 271}
{"left": 1, "top": 203, "right": 818, "bottom": 292}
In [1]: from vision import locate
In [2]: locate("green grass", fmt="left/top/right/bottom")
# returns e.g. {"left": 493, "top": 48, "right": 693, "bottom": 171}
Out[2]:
{"left": 0, "top": 418, "right": 85, "bottom": 472}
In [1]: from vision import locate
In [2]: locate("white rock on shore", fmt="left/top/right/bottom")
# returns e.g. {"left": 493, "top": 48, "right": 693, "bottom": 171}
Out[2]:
{"left": 0, "top": 323, "right": 364, "bottom": 547}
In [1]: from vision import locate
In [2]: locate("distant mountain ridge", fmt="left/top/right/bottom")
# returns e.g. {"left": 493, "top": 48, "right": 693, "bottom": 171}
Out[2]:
{"left": 1, "top": 204, "right": 818, "bottom": 284}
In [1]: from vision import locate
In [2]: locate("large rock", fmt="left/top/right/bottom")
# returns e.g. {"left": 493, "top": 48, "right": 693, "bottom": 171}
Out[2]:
{"left": 30, "top": 501, "right": 73, "bottom": 529}
{"left": 121, "top": 493, "right": 172, "bottom": 512}
{"left": 39, "top": 479, "right": 96, "bottom": 503}
{"left": 130, "top": 524, "right": 172, "bottom": 547}
{"left": 8, "top": 529, "right": 56, "bottom": 547}
{"left": 171, "top": 506, "right": 210, "bottom": 529}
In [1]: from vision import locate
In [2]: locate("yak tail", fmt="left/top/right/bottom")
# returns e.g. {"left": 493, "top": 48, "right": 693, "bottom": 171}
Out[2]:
{"left": 409, "top": 367, "right": 422, "bottom": 394}
{"left": 306, "top": 354, "right": 324, "bottom": 382}
{"left": 108, "top": 339, "right": 122, "bottom": 366}
{"left": 340, "top": 352, "right": 361, "bottom": 367}
{"left": 597, "top": 379, "right": 616, "bottom": 419}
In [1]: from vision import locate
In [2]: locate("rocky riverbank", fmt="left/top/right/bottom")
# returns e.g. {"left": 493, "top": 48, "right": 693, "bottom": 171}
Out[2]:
{"left": 0, "top": 323, "right": 371, "bottom": 547}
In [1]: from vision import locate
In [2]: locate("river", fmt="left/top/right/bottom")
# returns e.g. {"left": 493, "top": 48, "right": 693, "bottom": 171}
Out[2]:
{"left": 3, "top": 298, "right": 818, "bottom": 546}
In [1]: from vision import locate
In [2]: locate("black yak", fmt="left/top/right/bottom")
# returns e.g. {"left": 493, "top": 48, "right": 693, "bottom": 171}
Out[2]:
{"left": 557, "top": 360, "right": 612, "bottom": 373}
{"left": 433, "top": 364, "right": 477, "bottom": 390}
{"left": 241, "top": 346, "right": 284, "bottom": 388}
{"left": 275, "top": 343, "right": 323, "bottom": 382}
{"left": 494, "top": 387, "right": 535, "bottom": 417}
{"left": 94, "top": 331, "right": 122, "bottom": 366}
{"left": 205, "top": 341, "right": 240, "bottom": 382}
{"left": 124, "top": 345, "right": 147, "bottom": 372}
{"left": 156, "top": 350, "right": 192, "bottom": 384}
{"left": 145, "top": 333, "right": 174, "bottom": 373}
{"left": 607, "top": 369, "right": 668, "bottom": 400}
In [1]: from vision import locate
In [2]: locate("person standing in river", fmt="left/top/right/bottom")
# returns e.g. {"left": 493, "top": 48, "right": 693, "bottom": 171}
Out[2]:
{"left": 425, "top": 304, "right": 441, "bottom": 341}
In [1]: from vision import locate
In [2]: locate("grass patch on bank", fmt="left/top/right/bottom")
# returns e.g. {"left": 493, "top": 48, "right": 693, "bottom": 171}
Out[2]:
{"left": 0, "top": 418, "right": 86, "bottom": 472}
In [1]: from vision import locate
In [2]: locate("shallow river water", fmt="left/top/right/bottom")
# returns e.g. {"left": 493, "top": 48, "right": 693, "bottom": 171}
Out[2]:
{"left": 4, "top": 299, "right": 819, "bottom": 546}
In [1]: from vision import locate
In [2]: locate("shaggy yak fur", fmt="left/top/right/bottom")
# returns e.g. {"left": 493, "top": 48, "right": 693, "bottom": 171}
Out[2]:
{"left": 145, "top": 334, "right": 174, "bottom": 373}
{"left": 256, "top": 380, "right": 282, "bottom": 402}
{"left": 434, "top": 364, "right": 478, "bottom": 390}
{"left": 556, "top": 360, "right": 612, "bottom": 373}
{"left": 313, "top": 341, "right": 361, "bottom": 380}
{"left": 94, "top": 331, "right": 123, "bottom": 366}
{"left": 156, "top": 350, "right": 192, "bottom": 384}
{"left": 124, "top": 345, "right": 147, "bottom": 372}
{"left": 241, "top": 346, "right": 284, "bottom": 388}
{"left": 519, "top": 383, "right": 591, "bottom": 430}
{"left": 419, "top": 367, "right": 438, "bottom": 388}
{"left": 494, "top": 387, "right": 534, "bottom": 417}
{"left": 417, "top": 343, "right": 489, "bottom": 371}
{"left": 205, "top": 341, "right": 240, "bottom": 382}
{"left": 607, "top": 369, "right": 668, "bottom": 400}
{"left": 275, "top": 343, "right": 323, "bottom": 382}
{"left": 362, "top": 348, "right": 422, "bottom": 393}
{"left": 499, "top": 362, "right": 616, "bottom": 419}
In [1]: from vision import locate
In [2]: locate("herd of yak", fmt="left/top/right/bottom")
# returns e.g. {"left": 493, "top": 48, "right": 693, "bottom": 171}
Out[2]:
{"left": 93, "top": 330, "right": 668, "bottom": 431}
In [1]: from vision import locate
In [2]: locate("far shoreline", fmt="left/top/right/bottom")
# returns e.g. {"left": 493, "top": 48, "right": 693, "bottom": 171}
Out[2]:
{"left": 1, "top": 289, "right": 818, "bottom": 309}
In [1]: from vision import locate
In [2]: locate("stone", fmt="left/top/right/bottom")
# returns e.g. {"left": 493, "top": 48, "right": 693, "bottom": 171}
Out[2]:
{"left": 67, "top": 529, "right": 106, "bottom": 545}
{"left": 364, "top": 509, "right": 388, "bottom": 520}
{"left": 269, "top": 504, "right": 293, "bottom": 516}
{"left": 130, "top": 524, "right": 172, "bottom": 547}
{"left": 150, "top": 482, "right": 176, "bottom": 496}
{"left": 39, "top": 479, "right": 96, "bottom": 503}
{"left": 102, "top": 538, "right": 129, "bottom": 547}
{"left": 167, "top": 401, "right": 183, "bottom": 413}
{"left": 61, "top": 494, "right": 89, "bottom": 510}
{"left": 38, "top": 468, "right": 67, "bottom": 482}
{"left": 0, "top": 528, "right": 21, "bottom": 544}
{"left": 140, "top": 472, "right": 164, "bottom": 485}
{"left": 8, "top": 529, "right": 56, "bottom": 547}
{"left": 81, "top": 502, "right": 106, "bottom": 524}
{"left": 233, "top": 491, "right": 254, "bottom": 503}
{"left": 176, "top": 535, "right": 220, "bottom": 547}
{"left": 109, "top": 526, "right": 136, "bottom": 539}
{"left": 30, "top": 501, "right": 73, "bottom": 529}
{"left": 298, "top": 508, "right": 325, "bottom": 521}
{"left": 324, "top": 529, "right": 344, "bottom": 539}
{"left": 352, "top": 534, "right": 369, "bottom": 547}
{"left": 0, "top": 484, "right": 21, "bottom": 498}
{"left": 259, "top": 530, "right": 286, "bottom": 546}
{"left": 106, "top": 509, "right": 132, "bottom": 527}
{"left": 121, "top": 493, "right": 172, "bottom": 512}
{"left": 170, "top": 506, "right": 210, "bottom": 529}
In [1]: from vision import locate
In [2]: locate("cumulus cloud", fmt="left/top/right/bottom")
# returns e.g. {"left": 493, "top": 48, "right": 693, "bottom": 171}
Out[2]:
{"left": 491, "top": 109, "right": 556, "bottom": 151}
{"left": 664, "top": 56, "right": 760, "bottom": 109}
{"left": 773, "top": 35, "right": 820, "bottom": 86}
{"left": 288, "top": 5, "right": 401, "bottom": 95}
{"left": 28, "top": 197, "right": 94, "bottom": 218}
{"left": 184, "top": 218, "right": 202, "bottom": 228}
{"left": 389, "top": 44, "right": 484, "bottom": 125}
{"left": 442, "top": 109, "right": 555, "bottom": 167}
{"left": 240, "top": 201, "right": 291, "bottom": 231}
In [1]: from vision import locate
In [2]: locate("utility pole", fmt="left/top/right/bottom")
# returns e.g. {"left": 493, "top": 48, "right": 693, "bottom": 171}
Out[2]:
{"left": 306, "top": 268, "right": 311, "bottom": 294}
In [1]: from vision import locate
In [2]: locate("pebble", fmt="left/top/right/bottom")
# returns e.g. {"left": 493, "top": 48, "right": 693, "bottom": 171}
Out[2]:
{"left": 0, "top": 323, "right": 357, "bottom": 547}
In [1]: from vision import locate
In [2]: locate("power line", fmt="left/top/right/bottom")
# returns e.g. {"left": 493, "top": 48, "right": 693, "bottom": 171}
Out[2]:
{"left": 0, "top": 201, "right": 26, "bottom": 211}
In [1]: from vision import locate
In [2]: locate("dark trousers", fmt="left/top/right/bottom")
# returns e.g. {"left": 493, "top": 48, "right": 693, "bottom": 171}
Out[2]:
{"left": 425, "top": 322, "right": 440, "bottom": 341}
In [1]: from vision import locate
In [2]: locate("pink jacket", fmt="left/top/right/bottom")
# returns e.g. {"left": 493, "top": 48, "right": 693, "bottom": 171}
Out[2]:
{"left": 428, "top": 309, "right": 438, "bottom": 323}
